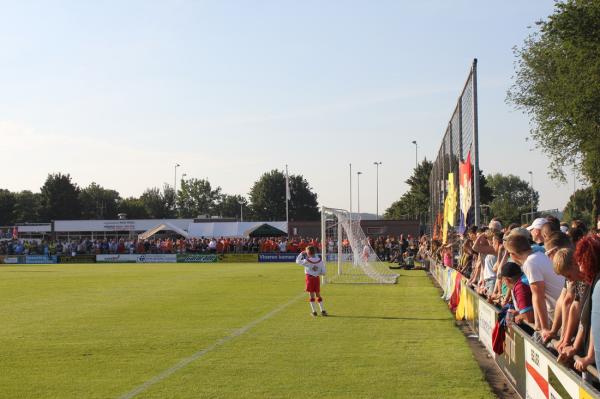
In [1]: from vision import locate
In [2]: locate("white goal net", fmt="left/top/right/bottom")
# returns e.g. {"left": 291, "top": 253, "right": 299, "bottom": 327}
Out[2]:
{"left": 321, "top": 207, "right": 398, "bottom": 284}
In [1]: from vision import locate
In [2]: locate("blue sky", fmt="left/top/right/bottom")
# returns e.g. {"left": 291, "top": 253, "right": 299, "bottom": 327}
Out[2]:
{"left": 0, "top": 1, "right": 577, "bottom": 215}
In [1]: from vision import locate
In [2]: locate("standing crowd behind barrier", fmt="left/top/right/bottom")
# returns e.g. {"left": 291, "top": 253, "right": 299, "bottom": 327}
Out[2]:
{"left": 429, "top": 216, "right": 600, "bottom": 383}
{"left": 0, "top": 237, "right": 320, "bottom": 256}
{"left": 0, "top": 233, "right": 424, "bottom": 259}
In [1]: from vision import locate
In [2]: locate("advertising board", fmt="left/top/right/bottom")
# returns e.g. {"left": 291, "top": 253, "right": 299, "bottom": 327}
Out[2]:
{"left": 59, "top": 255, "right": 96, "bottom": 264}
{"left": 0, "top": 255, "right": 25, "bottom": 264}
{"left": 524, "top": 339, "right": 583, "bottom": 399}
{"left": 258, "top": 253, "right": 299, "bottom": 262}
{"left": 495, "top": 325, "right": 526, "bottom": 398}
{"left": 97, "top": 254, "right": 177, "bottom": 263}
{"left": 136, "top": 254, "right": 177, "bottom": 263}
{"left": 478, "top": 298, "right": 497, "bottom": 356}
{"left": 25, "top": 255, "right": 58, "bottom": 264}
{"left": 176, "top": 254, "right": 218, "bottom": 263}
{"left": 96, "top": 254, "right": 138, "bottom": 263}
{"left": 218, "top": 253, "right": 258, "bottom": 263}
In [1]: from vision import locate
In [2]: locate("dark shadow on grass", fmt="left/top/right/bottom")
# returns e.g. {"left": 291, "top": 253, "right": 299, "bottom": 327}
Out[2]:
{"left": 326, "top": 314, "right": 451, "bottom": 321}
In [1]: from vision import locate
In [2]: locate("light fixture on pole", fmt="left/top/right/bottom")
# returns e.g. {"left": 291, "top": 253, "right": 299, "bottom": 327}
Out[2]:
{"left": 174, "top": 164, "right": 180, "bottom": 191}
{"left": 412, "top": 141, "right": 418, "bottom": 221}
{"left": 349, "top": 163, "right": 353, "bottom": 219}
{"left": 357, "top": 171, "right": 363, "bottom": 214}
{"left": 528, "top": 171, "right": 534, "bottom": 222}
{"left": 373, "top": 162, "right": 382, "bottom": 220}
{"left": 411, "top": 140, "right": 418, "bottom": 170}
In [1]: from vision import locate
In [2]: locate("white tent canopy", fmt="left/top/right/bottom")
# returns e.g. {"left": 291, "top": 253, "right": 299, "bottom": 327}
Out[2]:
{"left": 138, "top": 222, "right": 190, "bottom": 240}
{"left": 187, "top": 221, "right": 287, "bottom": 238}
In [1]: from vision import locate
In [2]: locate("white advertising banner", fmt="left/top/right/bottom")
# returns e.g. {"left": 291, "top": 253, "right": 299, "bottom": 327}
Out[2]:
{"left": 478, "top": 299, "right": 496, "bottom": 355}
{"left": 524, "top": 340, "right": 580, "bottom": 399}
{"left": 96, "top": 254, "right": 177, "bottom": 263}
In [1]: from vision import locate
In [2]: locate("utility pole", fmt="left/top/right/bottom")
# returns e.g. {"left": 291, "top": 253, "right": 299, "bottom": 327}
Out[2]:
{"left": 357, "top": 171, "right": 362, "bottom": 214}
{"left": 373, "top": 162, "right": 382, "bottom": 220}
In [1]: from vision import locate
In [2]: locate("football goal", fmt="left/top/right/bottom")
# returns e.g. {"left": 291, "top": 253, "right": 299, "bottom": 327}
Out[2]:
{"left": 321, "top": 207, "right": 398, "bottom": 284}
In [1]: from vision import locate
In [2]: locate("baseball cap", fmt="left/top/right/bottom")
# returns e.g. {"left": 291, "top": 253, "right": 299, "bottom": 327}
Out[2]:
{"left": 500, "top": 262, "right": 522, "bottom": 279}
{"left": 560, "top": 225, "right": 569, "bottom": 234}
{"left": 527, "top": 217, "right": 548, "bottom": 231}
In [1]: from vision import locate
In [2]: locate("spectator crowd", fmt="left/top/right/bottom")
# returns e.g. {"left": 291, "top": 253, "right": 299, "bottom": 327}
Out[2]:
{"left": 430, "top": 216, "right": 600, "bottom": 379}
{"left": 0, "top": 236, "right": 326, "bottom": 256}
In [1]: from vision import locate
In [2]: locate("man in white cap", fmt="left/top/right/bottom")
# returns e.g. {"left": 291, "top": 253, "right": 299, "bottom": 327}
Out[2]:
{"left": 527, "top": 217, "right": 548, "bottom": 252}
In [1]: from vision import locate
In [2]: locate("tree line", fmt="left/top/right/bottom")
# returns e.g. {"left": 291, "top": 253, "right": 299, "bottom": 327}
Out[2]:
{"left": 0, "top": 170, "right": 319, "bottom": 225}
{"left": 507, "top": 0, "right": 600, "bottom": 226}
{"left": 384, "top": 158, "right": 595, "bottom": 225}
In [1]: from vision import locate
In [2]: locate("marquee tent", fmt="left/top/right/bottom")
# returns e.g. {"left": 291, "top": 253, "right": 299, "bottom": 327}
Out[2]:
{"left": 187, "top": 221, "right": 287, "bottom": 238}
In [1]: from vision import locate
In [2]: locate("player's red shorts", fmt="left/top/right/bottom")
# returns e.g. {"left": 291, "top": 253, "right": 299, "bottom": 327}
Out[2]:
{"left": 305, "top": 274, "right": 321, "bottom": 293}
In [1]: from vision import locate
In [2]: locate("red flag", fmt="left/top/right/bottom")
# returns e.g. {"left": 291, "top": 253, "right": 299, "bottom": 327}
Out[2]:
{"left": 12, "top": 226, "right": 18, "bottom": 239}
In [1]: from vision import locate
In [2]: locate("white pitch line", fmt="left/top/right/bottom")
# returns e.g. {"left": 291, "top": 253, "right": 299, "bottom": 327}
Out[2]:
{"left": 118, "top": 292, "right": 305, "bottom": 399}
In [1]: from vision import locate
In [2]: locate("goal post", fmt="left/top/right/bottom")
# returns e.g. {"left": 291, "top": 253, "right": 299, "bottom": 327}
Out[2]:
{"left": 321, "top": 206, "right": 398, "bottom": 284}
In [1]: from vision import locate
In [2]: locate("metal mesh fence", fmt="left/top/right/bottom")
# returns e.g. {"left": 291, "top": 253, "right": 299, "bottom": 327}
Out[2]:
{"left": 430, "top": 60, "right": 480, "bottom": 241}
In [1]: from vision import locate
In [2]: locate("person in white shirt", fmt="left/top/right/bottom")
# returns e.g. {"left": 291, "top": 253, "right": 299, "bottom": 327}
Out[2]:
{"left": 296, "top": 245, "right": 327, "bottom": 317}
{"left": 278, "top": 240, "right": 287, "bottom": 253}
{"left": 208, "top": 239, "right": 217, "bottom": 253}
{"left": 505, "top": 234, "right": 565, "bottom": 331}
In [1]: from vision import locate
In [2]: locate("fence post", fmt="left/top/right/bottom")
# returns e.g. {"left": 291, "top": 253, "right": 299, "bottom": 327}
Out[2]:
{"left": 472, "top": 58, "right": 481, "bottom": 226}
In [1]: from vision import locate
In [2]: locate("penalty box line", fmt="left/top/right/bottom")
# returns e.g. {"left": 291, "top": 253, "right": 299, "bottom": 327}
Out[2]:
{"left": 118, "top": 292, "right": 305, "bottom": 399}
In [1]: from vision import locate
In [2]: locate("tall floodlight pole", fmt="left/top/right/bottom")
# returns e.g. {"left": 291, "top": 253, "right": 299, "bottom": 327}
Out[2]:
{"left": 357, "top": 171, "right": 362, "bottom": 214}
{"left": 285, "top": 164, "right": 290, "bottom": 228}
{"left": 528, "top": 171, "right": 534, "bottom": 222}
{"left": 174, "top": 163, "right": 180, "bottom": 210}
{"left": 373, "top": 162, "right": 382, "bottom": 220}
{"left": 238, "top": 199, "right": 244, "bottom": 222}
{"left": 411, "top": 141, "right": 418, "bottom": 170}
{"left": 472, "top": 58, "right": 481, "bottom": 226}
{"left": 349, "top": 163, "right": 353, "bottom": 219}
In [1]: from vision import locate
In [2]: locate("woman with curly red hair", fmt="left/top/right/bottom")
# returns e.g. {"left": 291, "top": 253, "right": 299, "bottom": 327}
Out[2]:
{"left": 573, "top": 235, "right": 600, "bottom": 372}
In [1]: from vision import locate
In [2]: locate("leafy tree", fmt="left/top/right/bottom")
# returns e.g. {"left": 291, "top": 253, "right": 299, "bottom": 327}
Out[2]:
{"left": 508, "top": 0, "right": 600, "bottom": 226}
{"left": 215, "top": 194, "right": 249, "bottom": 219}
{"left": 384, "top": 160, "right": 432, "bottom": 219}
{"left": 249, "top": 170, "right": 319, "bottom": 221}
{"left": 117, "top": 197, "right": 149, "bottom": 219}
{"left": 386, "top": 162, "right": 491, "bottom": 222}
{"left": 140, "top": 184, "right": 175, "bottom": 218}
{"left": 562, "top": 187, "right": 593, "bottom": 224}
{"left": 479, "top": 172, "right": 493, "bottom": 206}
{"left": 384, "top": 193, "right": 416, "bottom": 220}
{"left": 39, "top": 173, "right": 81, "bottom": 221}
{"left": 288, "top": 175, "right": 319, "bottom": 221}
{"left": 177, "top": 178, "right": 222, "bottom": 218}
{"left": 486, "top": 173, "right": 539, "bottom": 224}
{"left": 79, "top": 182, "right": 121, "bottom": 219}
{"left": 13, "top": 191, "right": 42, "bottom": 223}
{"left": 0, "top": 189, "right": 16, "bottom": 225}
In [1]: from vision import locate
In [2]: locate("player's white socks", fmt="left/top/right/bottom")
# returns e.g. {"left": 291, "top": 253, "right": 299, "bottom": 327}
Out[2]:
{"left": 309, "top": 302, "right": 317, "bottom": 312}
{"left": 318, "top": 301, "right": 325, "bottom": 312}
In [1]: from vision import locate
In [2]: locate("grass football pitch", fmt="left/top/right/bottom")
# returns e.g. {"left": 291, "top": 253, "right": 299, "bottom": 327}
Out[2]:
{"left": 0, "top": 263, "right": 493, "bottom": 398}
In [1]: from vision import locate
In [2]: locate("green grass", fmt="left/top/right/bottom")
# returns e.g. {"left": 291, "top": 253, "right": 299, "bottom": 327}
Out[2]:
{"left": 0, "top": 263, "right": 493, "bottom": 399}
